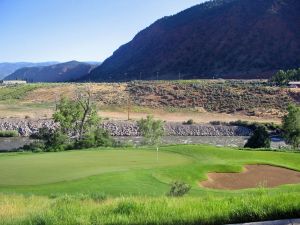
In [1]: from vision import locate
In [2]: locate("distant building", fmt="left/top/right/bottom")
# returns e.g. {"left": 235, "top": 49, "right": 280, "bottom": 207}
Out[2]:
{"left": 0, "top": 80, "right": 27, "bottom": 85}
{"left": 288, "top": 81, "right": 300, "bottom": 88}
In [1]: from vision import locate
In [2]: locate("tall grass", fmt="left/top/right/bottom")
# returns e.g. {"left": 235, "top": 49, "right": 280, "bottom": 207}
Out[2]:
{"left": 1, "top": 192, "right": 300, "bottom": 225}
{"left": 0, "top": 130, "right": 18, "bottom": 137}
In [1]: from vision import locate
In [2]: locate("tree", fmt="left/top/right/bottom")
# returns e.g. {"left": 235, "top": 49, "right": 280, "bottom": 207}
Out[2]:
{"left": 270, "top": 68, "right": 300, "bottom": 86}
{"left": 282, "top": 104, "right": 300, "bottom": 149}
{"left": 137, "top": 115, "right": 164, "bottom": 146}
{"left": 37, "top": 87, "right": 113, "bottom": 151}
{"left": 53, "top": 86, "right": 100, "bottom": 141}
{"left": 244, "top": 125, "right": 270, "bottom": 148}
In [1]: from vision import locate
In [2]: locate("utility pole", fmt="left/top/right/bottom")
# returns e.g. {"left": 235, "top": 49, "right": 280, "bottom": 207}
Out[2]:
{"left": 127, "top": 98, "right": 130, "bottom": 120}
{"left": 178, "top": 72, "right": 181, "bottom": 80}
{"left": 139, "top": 72, "right": 142, "bottom": 80}
{"left": 156, "top": 71, "right": 159, "bottom": 81}
{"left": 127, "top": 92, "right": 130, "bottom": 121}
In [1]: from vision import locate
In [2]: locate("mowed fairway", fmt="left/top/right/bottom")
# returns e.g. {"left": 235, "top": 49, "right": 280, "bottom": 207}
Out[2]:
{"left": 1, "top": 145, "right": 300, "bottom": 197}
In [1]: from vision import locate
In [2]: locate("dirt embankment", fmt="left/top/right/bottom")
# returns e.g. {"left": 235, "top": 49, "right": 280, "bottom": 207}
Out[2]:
{"left": 1, "top": 82, "right": 298, "bottom": 123}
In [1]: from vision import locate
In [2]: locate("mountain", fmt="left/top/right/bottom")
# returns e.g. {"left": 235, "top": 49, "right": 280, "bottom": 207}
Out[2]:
{"left": 0, "top": 62, "right": 58, "bottom": 80}
{"left": 4, "top": 61, "right": 95, "bottom": 82}
{"left": 85, "top": 0, "right": 300, "bottom": 81}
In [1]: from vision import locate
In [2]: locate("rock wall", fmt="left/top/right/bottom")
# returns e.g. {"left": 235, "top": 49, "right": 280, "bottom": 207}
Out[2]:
{"left": 0, "top": 119, "right": 58, "bottom": 136}
{"left": 0, "top": 119, "right": 252, "bottom": 137}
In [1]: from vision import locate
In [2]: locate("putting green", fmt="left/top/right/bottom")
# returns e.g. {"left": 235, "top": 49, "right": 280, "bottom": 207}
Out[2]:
{"left": 0, "top": 149, "right": 191, "bottom": 185}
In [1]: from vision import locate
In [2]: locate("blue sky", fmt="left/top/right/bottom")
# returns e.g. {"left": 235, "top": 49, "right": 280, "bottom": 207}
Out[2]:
{"left": 0, "top": 0, "right": 206, "bottom": 63}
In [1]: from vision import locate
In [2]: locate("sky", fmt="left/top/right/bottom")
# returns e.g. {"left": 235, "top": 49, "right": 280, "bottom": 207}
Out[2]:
{"left": 0, "top": 0, "right": 206, "bottom": 63}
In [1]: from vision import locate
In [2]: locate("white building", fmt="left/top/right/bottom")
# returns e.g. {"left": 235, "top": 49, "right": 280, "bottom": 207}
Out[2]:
{"left": 0, "top": 80, "right": 27, "bottom": 85}
{"left": 288, "top": 81, "right": 300, "bottom": 88}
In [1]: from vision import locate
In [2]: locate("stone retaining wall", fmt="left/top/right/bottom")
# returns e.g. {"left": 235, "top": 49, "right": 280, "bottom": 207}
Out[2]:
{"left": 0, "top": 119, "right": 252, "bottom": 137}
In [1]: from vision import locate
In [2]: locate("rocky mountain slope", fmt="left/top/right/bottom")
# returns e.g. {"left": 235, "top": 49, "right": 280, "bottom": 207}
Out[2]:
{"left": 85, "top": 0, "right": 300, "bottom": 81}
{"left": 4, "top": 61, "right": 95, "bottom": 82}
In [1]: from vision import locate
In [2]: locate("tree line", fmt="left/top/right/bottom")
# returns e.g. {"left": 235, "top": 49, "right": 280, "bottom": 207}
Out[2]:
{"left": 270, "top": 68, "right": 300, "bottom": 86}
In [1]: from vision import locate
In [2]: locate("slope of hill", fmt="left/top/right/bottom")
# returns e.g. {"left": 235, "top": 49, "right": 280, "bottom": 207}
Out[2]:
{"left": 0, "top": 62, "right": 58, "bottom": 80}
{"left": 4, "top": 61, "right": 95, "bottom": 82}
{"left": 85, "top": 0, "right": 300, "bottom": 81}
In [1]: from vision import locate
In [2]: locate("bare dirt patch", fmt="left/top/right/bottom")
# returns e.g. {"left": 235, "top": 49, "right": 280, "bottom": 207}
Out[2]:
{"left": 200, "top": 165, "right": 300, "bottom": 190}
{"left": 100, "top": 110, "right": 280, "bottom": 123}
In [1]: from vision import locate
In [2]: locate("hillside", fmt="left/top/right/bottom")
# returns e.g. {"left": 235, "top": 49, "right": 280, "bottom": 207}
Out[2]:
{"left": 0, "top": 62, "right": 58, "bottom": 80}
{"left": 0, "top": 81, "right": 298, "bottom": 122}
{"left": 85, "top": 0, "right": 300, "bottom": 81}
{"left": 4, "top": 61, "right": 95, "bottom": 82}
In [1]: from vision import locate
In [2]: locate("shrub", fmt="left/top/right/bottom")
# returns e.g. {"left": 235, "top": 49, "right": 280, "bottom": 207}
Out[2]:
{"left": 22, "top": 141, "right": 45, "bottom": 152}
{"left": 137, "top": 115, "right": 164, "bottom": 146}
{"left": 244, "top": 125, "right": 271, "bottom": 149}
{"left": 167, "top": 181, "right": 191, "bottom": 197}
{"left": 38, "top": 129, "right": 68, "bottom": 152}
{"left": 183, "top": 119, "right": 195, "bottom": 125}
{"left": 75, "top": 128, "right": 114, "bottom": 149}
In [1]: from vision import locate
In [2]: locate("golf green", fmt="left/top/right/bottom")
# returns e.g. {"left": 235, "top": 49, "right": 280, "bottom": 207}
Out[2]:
{"left": 0, "top": 149, "right": 191, "bottom": 186}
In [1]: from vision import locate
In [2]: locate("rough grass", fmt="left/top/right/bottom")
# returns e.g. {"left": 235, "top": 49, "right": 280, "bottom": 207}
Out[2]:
{"left": 1, "top": 192, "right": 300, "bottom": 225}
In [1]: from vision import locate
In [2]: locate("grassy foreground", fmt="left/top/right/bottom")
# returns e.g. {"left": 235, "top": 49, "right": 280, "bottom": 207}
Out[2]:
{"left": 1, "top": 192, "right": 300, "bottom": 225}
{"left": 1, "top": 145, "right": 300, "bottom": 224}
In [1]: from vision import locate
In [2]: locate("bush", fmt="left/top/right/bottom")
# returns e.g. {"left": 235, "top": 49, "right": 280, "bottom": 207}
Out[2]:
{"left": 34, "top": 128, "right": 68, "bottom": 152}
{"left": 167, "top": 181, "right": 191, "bottom": 197}
{"left": 137, "top": 115, "right": 164, "bottom": 146}
{"left": 22, "top": 141, "right": 45, "bottom": 152}
{"left": 75, "top": 128, "right": 114, "bottom": 149}
{"left": 244, "top": 125, "right": 271, "bottom": 149}
{"left": 183, "top": 119, "right": 195, "bottom": 125}
{"left": 0, "top": 130, "right": 19, "bottom": 137}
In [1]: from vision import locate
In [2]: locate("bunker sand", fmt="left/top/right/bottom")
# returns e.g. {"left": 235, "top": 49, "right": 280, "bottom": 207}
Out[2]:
{"left": 200, "top": 165, "right": 300, "bottom": 190}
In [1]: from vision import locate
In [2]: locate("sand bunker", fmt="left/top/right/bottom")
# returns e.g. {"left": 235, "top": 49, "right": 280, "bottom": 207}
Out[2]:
{"left": 200, "top": 165, "right": 300, "bottom": 190}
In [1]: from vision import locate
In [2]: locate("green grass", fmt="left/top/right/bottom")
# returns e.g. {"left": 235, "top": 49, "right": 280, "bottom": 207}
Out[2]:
{"left": 1, "top": 145, "right": 300, "bottom": 196}
{"left": 0, "top": 149, "right": 190, "bottom": 186}
{"left": 0, "top": 130, "right": 18, "bottom": 137}
{"left": 0, "top": 84, "right": 45, "bottom": 101}
{"left": 1, "top": 145, "right": 300, "bottom": 224}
